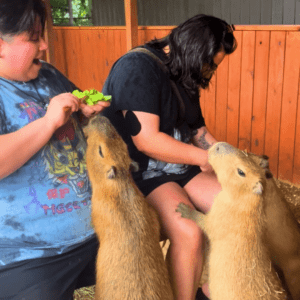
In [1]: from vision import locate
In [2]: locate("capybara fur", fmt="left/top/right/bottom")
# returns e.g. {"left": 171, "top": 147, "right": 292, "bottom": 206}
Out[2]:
{"left": 247, "top": 152, "right": 300, "bottom": 300}
{"left": 176, "top": 142, "right": 287, "bottom": 300}
{"left": 84, "top": 115, "right": 173, "bottom": 300}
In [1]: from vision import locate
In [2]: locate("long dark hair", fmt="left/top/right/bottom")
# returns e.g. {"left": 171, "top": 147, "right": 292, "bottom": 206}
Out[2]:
{"left": 0, "top": 0, "right": 46, "bottom": 38}
{"left": 147, "top": 14, "right": 237, "bottom": 94}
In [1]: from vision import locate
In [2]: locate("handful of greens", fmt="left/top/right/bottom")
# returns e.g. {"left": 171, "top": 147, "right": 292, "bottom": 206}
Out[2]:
{"left": 72, "top": 89, "right": 112, "bottom": 105}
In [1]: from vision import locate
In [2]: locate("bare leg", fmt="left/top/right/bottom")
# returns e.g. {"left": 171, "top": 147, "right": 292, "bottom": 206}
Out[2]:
{"left": 183, "top": 170, "right": 221, "bottom": 298}
{"left": 183, "top": 170, "right": 221, "bottom": 214}
{"left": 146, "top": 182, "right": 204, "bottom": 300}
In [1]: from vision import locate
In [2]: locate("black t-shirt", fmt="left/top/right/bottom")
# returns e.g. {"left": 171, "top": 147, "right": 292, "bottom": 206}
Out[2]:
{"left": 102, "top": 45, "right": 205, "bottom": 185}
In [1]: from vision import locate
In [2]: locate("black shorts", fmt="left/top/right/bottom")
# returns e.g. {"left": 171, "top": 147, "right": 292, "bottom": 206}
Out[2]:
{"left": 0, "top": 236, "right": 99, "bottom": 300}
{"left": 137, "top": 165, "right": 202, "bottom": 196}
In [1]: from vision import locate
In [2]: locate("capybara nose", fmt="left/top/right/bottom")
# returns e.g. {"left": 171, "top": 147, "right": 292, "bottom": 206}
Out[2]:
{"left": 211, "top": 142, "right": 234, "bottom": 156}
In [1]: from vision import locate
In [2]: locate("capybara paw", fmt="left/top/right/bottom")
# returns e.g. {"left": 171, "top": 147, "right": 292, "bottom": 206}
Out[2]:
{"left": 176, "top": 203, "right": 194, "bottom": 219}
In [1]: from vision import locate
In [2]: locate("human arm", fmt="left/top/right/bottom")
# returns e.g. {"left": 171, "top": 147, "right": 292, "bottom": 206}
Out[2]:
{"left": 0, "top": 93, "right": 79, "bottom": 179}
{"left": 123, "top": 110, "right": 213, "bottom": 172}
{"left": 192, "top": 126, "right": 218, "bottom": 150}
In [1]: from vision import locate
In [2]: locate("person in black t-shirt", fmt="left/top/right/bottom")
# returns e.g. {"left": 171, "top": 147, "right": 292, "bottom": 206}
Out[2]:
{"left": 102, "top": 14, "right": 236, "bottom": 300}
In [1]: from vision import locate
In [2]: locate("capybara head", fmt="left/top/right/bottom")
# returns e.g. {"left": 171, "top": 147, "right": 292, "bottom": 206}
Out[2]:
{"left": 208, "top": 142, "right": 266, "bottom": 196}
{"left": 84, "top": 115, "right": 139, "bottom": 181}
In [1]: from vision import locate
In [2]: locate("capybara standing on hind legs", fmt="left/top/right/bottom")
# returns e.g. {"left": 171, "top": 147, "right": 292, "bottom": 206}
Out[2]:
{"left": 176, "top": 142, "right": 287, "bottom": 300}
{"left": 248, "top": 153, "right": 300, "bottom": 300}
{"left": 84, "top": 115, "right": 173, "bottom": 300}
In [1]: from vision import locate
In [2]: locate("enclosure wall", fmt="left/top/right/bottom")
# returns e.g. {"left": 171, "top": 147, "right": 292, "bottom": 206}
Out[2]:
{"left": 52, "top": 25, "right": 300, "bottom": 184}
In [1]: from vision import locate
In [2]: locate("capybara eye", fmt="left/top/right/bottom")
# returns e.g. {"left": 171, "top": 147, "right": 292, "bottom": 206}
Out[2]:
{"left": 237, "top": 168, "right": 246, "bottom": 177}
{"left": 99, "top": 146, "right": 104, "bottom": 158}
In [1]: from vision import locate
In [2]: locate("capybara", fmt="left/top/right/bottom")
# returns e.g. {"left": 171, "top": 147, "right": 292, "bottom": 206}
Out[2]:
{"left": 176, "top": 142, "right": 287, "bottom": 300}
{"left": 84, "top": 115, "right": 174, "bottom": 300}
{"left": 247, "top": 152, "right": 300, "bottom": 300}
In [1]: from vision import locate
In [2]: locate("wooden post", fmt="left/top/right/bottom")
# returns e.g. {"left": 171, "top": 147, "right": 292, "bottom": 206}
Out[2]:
{"left": 124, "top": 0, "right": 139, "bottom": 51}
{"left": 43, "top": 0, "right": 56, "bottom": 66}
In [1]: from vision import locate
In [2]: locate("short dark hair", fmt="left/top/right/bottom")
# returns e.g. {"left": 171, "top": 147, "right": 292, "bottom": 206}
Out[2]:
{"left": 147, "top": 14, "right": 237, "bottom": 93}
{"left": 0, "top": 0, "right": 46, "bottom": 38}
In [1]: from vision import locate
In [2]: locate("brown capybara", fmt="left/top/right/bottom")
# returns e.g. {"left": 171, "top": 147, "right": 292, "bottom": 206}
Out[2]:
{"left": 84, "top": 115, "right": 174, "bottom": 300}
{"left": 247, "top": 152, "right": 300, "bottom": 300}
{"left": 176, "top": 142, "right": 287, "bottom": 300}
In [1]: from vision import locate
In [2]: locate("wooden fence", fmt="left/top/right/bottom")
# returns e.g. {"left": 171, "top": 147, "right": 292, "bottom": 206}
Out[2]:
{"left": 52, "top": 25, "right": 300, "bottom": 184}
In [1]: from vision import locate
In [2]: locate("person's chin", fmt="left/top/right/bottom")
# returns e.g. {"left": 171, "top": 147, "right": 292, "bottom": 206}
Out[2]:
{"left": 26, "top": 64, "right": 42, "bottom": 81}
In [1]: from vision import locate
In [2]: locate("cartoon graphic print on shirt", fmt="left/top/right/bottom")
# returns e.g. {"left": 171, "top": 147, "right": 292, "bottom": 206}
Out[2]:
{"left": 42, "top": 117, "right": 91, "bottom": 199}
{"left": 18, "top": 100, "right": 46, "bottom": 123}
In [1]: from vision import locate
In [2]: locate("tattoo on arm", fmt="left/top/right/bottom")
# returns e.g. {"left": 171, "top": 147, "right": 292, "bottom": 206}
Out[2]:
{"left": 197, "top": 129, "right": 212, "bottom": 150}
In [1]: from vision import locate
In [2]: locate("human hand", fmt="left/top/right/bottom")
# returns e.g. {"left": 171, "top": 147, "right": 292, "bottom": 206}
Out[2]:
{"left": 43, "top": 93, "right": 80, "bottom": 131}
{"left": 199, "top": 151, "right": 214, "bottom": 173}
{"left": 79, "top": 100, "right": 110, "bottom": 118}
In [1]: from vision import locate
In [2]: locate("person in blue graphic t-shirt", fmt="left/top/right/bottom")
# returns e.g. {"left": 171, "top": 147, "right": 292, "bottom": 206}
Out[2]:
{"left": 0, "top": 0, "right": 110, "bottom": 299}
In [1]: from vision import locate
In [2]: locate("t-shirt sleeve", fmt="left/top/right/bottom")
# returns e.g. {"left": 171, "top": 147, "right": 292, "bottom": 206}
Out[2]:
{"left": 105, "top": 53, "right": 164, "bottom": 115}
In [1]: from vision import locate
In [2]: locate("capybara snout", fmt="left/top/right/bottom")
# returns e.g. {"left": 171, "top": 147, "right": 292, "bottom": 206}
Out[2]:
{"left": 84, "top": 116, "right": 138, "bottom": 180}
{"left": 209, "top": 142, "right": 265, "bottom": 196}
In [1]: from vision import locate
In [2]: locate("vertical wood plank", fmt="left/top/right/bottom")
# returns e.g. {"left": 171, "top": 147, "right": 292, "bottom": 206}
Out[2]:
{"left": 124, "top": 0, "right": 139, "bottom": 50}
{"left": 278, "top": 31, "right": 300, "bottom": 181}
{"left": 251, "top": 31, "right": 270, "bottom": 155}
{"left": 294, "top": 78, "right": 300, "bottom": 184}
{"left": 53, "top": 28, "right": 67, "bottom": 76}
{"left": 227, "top": 31, "right": 242, "bottom": 148}
{"left": 215, "top": 55, "right": 229, "bottom": 141}
{"left": 238, "top": 30, "right": 255, "bottom": 151}
{"left": 66, "top": 29, "right": 84, "bottom": 89}
{"left": 43, "top": 0, "right": 55, "bottom": 65}
{"left": 264, "top": 31, "right": 286, "bottom": 176}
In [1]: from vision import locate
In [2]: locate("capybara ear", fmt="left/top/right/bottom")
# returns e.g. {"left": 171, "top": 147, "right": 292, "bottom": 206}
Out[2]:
{"left": 259, "top": 155, "right": 269, "bottom": 169}
{"left": 107, "top": 166, "right": 117, "bottom": 179}
{"left": 130, "top": 161, "right": 139, "bottom": 172}
{"left": 265, "top": 170, "right": 273, "bottom": 179}
{"left": 83, "top": 124, "right": 90, "bottom": 138}
{"left": 253, "top": 181, "right": 264, "bottom": 195}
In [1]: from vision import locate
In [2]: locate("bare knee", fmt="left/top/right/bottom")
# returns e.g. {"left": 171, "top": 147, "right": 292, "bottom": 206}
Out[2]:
{"left": 169, "top": 216, "right": 204, "bottom": 253}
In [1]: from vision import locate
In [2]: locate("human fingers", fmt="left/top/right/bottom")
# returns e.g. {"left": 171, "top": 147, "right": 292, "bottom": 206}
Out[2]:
{"left": 45, "top": 93, "right": 79, "bottom": 129}
{"left": 79, "top": 101, "right": 111, "bottom": 118}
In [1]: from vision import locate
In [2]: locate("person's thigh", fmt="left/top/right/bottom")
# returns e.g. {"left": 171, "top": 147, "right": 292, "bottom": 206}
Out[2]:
{"left": 0, "top": 237, "right": 98, "bottom": 300}
{"left": 183, "top": 171, "right": 221, "bottom": 214}
{"left": 146, "top": 182, "right": 203, "bottom": 242}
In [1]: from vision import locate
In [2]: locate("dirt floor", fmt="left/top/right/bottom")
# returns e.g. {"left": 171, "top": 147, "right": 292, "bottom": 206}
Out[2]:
{"left": 73, "top": 179, "right": 300, "bottom": 299}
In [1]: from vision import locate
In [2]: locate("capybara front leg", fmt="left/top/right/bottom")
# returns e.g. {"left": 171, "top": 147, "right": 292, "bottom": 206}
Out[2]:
{"left": 176, "top": 203, "right": 206, "bottom": 229}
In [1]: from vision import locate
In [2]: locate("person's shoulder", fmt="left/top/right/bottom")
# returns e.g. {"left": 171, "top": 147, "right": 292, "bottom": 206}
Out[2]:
{"left": 118, "top": 47, "right": 164, "bottom": 72}
{"left": 38, "top": 61, "right": 76, "bottom": 89}
{"left": 110, "top": 47, "right": 166, "bottom": 84}
{"left": 39, "top": 61, "right": 64, "bottom": 78}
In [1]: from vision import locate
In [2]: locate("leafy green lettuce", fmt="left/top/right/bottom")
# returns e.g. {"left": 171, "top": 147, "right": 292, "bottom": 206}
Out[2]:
{"left": 72, "top": 89, "right": 112, "bottom": 105}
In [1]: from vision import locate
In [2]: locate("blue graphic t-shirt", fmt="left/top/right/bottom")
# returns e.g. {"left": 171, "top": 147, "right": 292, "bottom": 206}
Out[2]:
{"left": 0, "top": 62, "right": 95, "bottom": 267}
